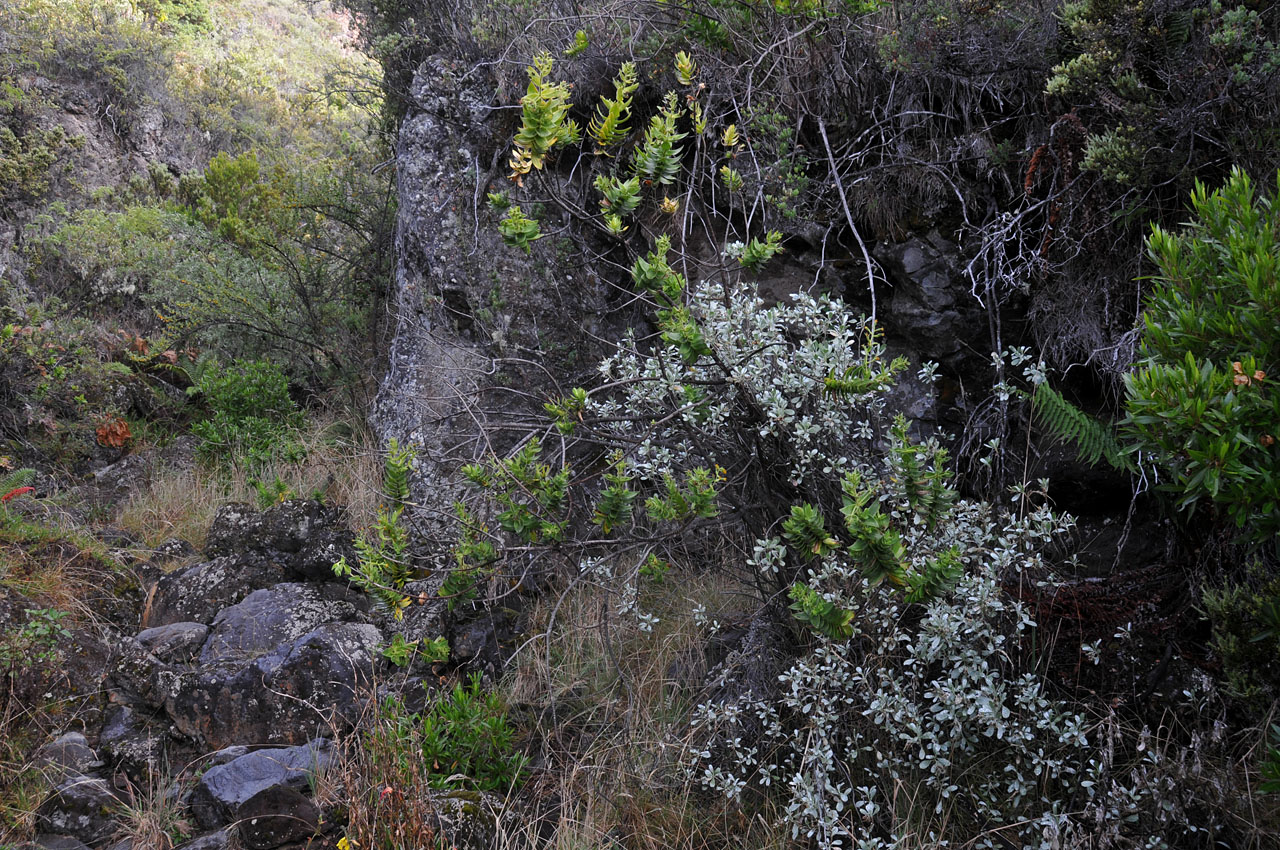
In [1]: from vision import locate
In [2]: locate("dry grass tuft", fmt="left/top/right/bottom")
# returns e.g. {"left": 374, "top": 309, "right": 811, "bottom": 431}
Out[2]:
{"left": 497, "top": 566, "right": 790, "bottom": 850}
{"left": 112, "top": 774, "right": 193, "bottom": 850}
{"left": 117, "top": 415, "right": 384, "bottom": 553}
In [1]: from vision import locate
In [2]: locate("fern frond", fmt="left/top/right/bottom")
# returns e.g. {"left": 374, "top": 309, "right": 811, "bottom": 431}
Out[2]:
{"left": 1, "top": 468, "right": 36, "bottom": 503}
{"left": 1031, "top": 383, "right": 1133, "bottom": 472}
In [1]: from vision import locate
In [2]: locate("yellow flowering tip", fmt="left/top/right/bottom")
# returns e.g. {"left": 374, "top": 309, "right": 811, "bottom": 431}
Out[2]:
{"left": 337, "top": 838, "right": 353, "bottom": 850}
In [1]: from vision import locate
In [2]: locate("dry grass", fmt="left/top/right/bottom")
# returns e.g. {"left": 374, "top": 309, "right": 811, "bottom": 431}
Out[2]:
{"left": 112, "top": 773, "right": 194, "bottom": 850}
{"left": 497, "top": 565, "right": 792, "bottom": 850}
{"left": 117, "top": 414, "right": 384, "bottom": 554}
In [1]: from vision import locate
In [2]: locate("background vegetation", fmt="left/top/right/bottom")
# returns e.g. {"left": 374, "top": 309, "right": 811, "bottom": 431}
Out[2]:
{"left": 1, "top": 0, "right": 1279, "bottom": 848}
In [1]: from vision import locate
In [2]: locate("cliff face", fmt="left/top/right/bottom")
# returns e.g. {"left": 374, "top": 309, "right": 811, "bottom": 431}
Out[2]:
{"left": 375, "top": 50, "right": 1155, "bottom": 574}
{"left": 373, "top": 56, "right": 618, "bottom": 537}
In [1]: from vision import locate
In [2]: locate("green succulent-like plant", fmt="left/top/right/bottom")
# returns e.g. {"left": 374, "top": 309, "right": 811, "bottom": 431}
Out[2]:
{"left": 633, "top": 92, "right": 686, "bottom": 186}
{"left": 509, "top": 53, "right": 580, "bottom": 181}
{"left": 498, "top": 205, "right": 542, "bottom": 253}
{"left": 588, "top": 61, "right": 638, "bottom": 151}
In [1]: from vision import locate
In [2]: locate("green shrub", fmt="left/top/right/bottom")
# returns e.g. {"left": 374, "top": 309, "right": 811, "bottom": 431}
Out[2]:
{"left": 338, "top": 672, "right": 522, "bottom": 849}
{"left": 370, "top": 674, "right": 525, "bottom": 793}
{"left": 0, "top": 125, "right": 71, "bottom": 204}
{"left": 190, "top": 359, "right": 303, "bottom": 468}
{"left": 1123, "top": 168, "right": 1280, "bottom": 547}
{"left": 1202, "top": 569, "right": 1280, "bottom": 706}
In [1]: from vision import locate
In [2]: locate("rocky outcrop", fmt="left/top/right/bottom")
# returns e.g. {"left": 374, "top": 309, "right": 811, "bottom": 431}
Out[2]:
{"left": 874, "top": 229, "right": 986, "bottom": 368}
{"left": 204, "top": 501, "right": 356, "bottom": 582}
{"left": 134, "top": 622, "right": 209, "bottom": 664}
{"left": 373, "top": 56, "right": 615, "bottom": 540}
{"left": 34, "top": 500, "right": 383, "bottom": 849}
{"left": 165, "top": 622, "right": 381, "bottom": 749}
{"left": 198, "top": 583, "right": 366, "bottom": 664}
{"left": 143, "top": 555, "right": 285, "bottom": 629}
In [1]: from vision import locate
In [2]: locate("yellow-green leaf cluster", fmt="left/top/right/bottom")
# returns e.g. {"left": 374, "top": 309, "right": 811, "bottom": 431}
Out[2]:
{"left": 588, "top": 61, "right": 638, "bottom": 152}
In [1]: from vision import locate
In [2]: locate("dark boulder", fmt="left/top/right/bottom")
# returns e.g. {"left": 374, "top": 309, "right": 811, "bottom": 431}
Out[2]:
{"left": 135, "top": 621, "right": 210, "bottom": 664}
{"left": 874, "top": 230, "right": 985, "bottom": 367}
{"left": 236, "top": 786, "right": 321, "bottom": 849}
{"left": 188, "top": 739, "right": 331, "bottom": 830}
{"left": 199, "top": 583, "right": 365, "bottom": 664}
{"left": 204, "top": 501, "right": 355, "bottom": 582}
{"left": 32, "top": 733, "right": 99, "bottom": 782}
{"left": 27, "top": 837, "right": 93, "bottom": 850}
{"left": 99, "top": 705, "right": 167, "bottom": 779}
{"left": 694, "top": 607, "right": 791, "bottom": 773}
{"left": 35, "top": 775, "right": 123, "bottom": 845}
{"left": 107, "top": 635, "right": 173, "bottom": 709}
{"left": 165, "top": 624, "right": 381, "bottom": 749}
{"left": 174, "top": 832, "right": 231, "bottom": 850}
{"left": 144, "top": 555, "right": 285, "bottom": 628}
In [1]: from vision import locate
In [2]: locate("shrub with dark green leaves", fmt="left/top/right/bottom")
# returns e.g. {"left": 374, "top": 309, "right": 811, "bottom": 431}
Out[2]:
{"left": 1202, "top": 568, "right": 1280, "bottom": 707}
{"left": 1123, "top": 168, "right": 1280, "bottom": 548}
{"left": 190, "top": 359, "right": 303, "bottom": 467}
{"left": 371, "top": 674, "right": 525, "bottom": 793}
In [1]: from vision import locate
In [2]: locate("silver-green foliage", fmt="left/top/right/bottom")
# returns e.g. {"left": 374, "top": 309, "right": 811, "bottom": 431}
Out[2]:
{"left": 591, "top": 282, "right": 902, "bottom": 489}
{"left": 690, "top": 495, "right": 1196, "bottom": 847}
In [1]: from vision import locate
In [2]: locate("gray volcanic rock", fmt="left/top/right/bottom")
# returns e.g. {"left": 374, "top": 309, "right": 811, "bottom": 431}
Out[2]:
{"left": 144, "top": 555, "right": 285, "bottom": 628}
{"left": 34, "top": 775, "right": 123, "bottom": 845}
{"left": 136, "top": 621, "right": 209, "bottom": 663}
{"left": 199, "top": 583, "right": 363, "bottom": 664}
{"left": 235, "top": 785, "right": 321, "bottom": 849}
{"left": 874, "top": 230, "right": 983, "bottom": 366}
{"left": 188, "top": 739, "right": 331, "bottom": 830}
{"left": 165, "top": 623, "right": 381, "bottom": 749}
{"left": 204, "top": 500, "right": 355, "bottom": 582}
{"left": 174, "top": 832, "right": 231, "bottom": 850}
{"left": 32, "top": 733, "right": 99, "bottom": 782}
{"left": 107, "top": 635, "right": 173, "bottom": 708}
{"left": 29, "top": 837, "right": 93, "bottom": 850}
{"left": 373, "top": 56, "right": 613, "bottom": 542}
{"left": 99, "top": 705, "right": 167, "bottom": 779}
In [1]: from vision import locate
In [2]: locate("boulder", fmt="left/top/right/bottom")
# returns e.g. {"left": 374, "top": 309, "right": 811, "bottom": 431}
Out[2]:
{"left": 165, "top": 624, "right": 381, "bottom": 749}
{"left": 29, "top": 837, "right": 93, "bottom": 850}
{"left": 188, "top": 739, "right": 332, "bottom": 830}
{"left": 174, "top": 832, "right": 231, "bottom": 850}
{"left": 99, "top": 705, "right": 167, "bottom": 778}
{"left": 32, "top": 733, "right": 99, "bottom": 782}
{"left": 236, "top": 785, "right": 321, "bottom": 849}
{"left": 152, "top": 537, "right": 198, "bottom": 563}
{"left": 204, "top": 501, "right": 356, "bottom": 582}
{"left": 874, "top": 230, "right": 984, "bottom": 366}
{"left": 135, "top": 621, "right": 209, "bottom": 664}
{"left": 199, "top": 583, "right": 364, "bottom": 664}
{"left": 425, "top": 789, "right": 501, "bottom": 849}
{"left": 144, "top": 556, "right": 285, "bottom": 628}
{"left": 107, "top": 635, "right": 173, "bottom": 708}
{"left": 35, "top": 775, "right": 123, "bottom": 845}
